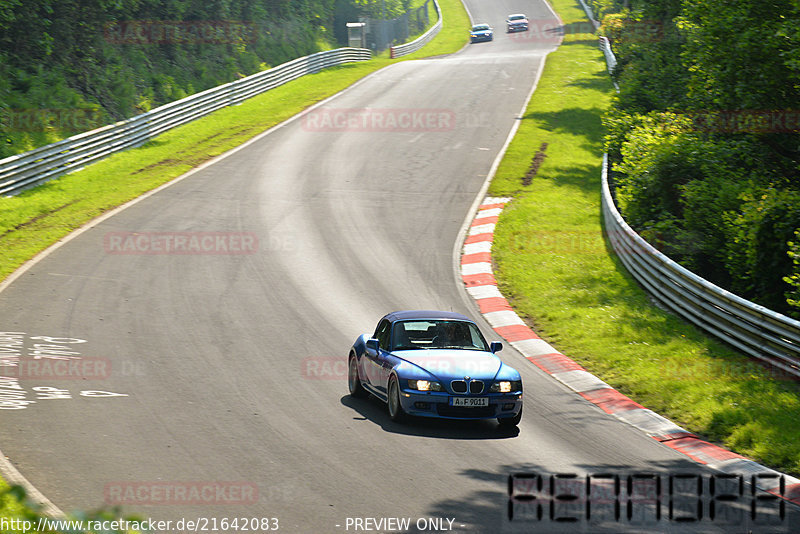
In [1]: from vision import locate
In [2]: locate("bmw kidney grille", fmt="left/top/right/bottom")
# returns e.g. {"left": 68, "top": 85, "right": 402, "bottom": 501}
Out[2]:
{"left": 450, "top": 379, "right": 484, "bottom": 394}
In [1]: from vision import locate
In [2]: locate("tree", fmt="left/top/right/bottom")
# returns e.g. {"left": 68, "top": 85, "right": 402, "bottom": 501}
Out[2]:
{"left": 677, "top": 0, "right": 800, "bottom": 111}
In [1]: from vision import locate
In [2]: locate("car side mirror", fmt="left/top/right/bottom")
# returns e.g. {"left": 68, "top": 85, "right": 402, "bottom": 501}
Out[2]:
{"left": 366, "top": 338, "right": 380, "bottom": 355}
{"left": 490, "top": 341, "right": 503, "bottom": 353}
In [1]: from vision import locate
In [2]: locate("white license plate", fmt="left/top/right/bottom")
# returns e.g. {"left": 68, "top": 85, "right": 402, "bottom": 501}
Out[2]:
{"left": 450, "top": 397, "right": 489, "bottom": 407}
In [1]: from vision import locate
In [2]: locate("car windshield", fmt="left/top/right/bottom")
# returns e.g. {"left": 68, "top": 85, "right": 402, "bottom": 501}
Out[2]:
{"left": 472, "top": 25, "right": 490, "bottom": 31}
{"left": 509, "top": 15, "right": 526, "bottom": 21}
{"left": 391, "top": 320, "right": 490, "bottom": 351}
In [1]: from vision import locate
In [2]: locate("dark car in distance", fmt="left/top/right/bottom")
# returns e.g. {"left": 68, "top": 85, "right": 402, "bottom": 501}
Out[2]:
{"left": 470, "top": 23, "right": 494, "bottom": 43}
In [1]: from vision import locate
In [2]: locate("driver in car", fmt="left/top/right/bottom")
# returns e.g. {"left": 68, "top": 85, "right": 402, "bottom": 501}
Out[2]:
{"left": 434, "top": 322, "right": 470, "bottom": 348}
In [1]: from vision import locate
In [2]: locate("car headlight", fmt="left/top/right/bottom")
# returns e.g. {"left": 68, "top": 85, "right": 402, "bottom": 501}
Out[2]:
{"left": 408, "top": 379, "right": 443, "bottom": 392}
{"left": 490, "top": 380, "right": 522, "bottom": 393}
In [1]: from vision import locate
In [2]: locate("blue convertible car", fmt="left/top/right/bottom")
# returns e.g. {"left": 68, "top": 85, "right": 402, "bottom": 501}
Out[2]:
{"left": 348, "top": 310, "right": 523, "bottom": 427}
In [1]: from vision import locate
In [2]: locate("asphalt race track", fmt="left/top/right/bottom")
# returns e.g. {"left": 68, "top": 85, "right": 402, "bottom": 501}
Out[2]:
{"left": 1, "top": 1, "right": 797, "bottom": 532}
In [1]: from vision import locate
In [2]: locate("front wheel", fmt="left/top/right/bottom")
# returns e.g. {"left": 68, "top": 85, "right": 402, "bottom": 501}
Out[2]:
{"left": 387, "top": 377, "right": 406, "bottom": 422}
{"left": 348, "top": 355, "right": 368, "bottom": 398}
{"left": 498, "top": 407, "right": 522, "bottom": 428}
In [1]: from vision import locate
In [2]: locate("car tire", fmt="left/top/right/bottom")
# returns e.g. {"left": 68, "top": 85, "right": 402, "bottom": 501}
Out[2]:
{"left": 348, "top": 355, "right": 368, "bottom": 398}
{"left": 387, "top": 377, "right": 406, "bottom": 422}
{"left": 498, "top": 407, "right": 522, "bottom": 428}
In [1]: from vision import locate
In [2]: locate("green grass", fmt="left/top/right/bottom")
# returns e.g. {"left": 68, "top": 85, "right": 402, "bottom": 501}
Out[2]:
{"left": 489, "top": 0, "right": 800, "bottom": 475}
{"left": 0, "top": 0, "right": 468, "bottom": 282}
{"left": 403, "top": 0, "right": 470, "bottom": 59}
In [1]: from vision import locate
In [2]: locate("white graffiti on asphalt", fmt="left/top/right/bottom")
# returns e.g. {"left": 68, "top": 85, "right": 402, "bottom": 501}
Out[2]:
{"left": 0, "top": 332, "right": 128, "bottom": 410}
{"left": 0, "top": 377, "right": 128, "bottom": 410}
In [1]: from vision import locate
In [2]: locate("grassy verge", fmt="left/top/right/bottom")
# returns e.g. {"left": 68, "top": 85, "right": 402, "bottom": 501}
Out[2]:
{"left": 403, "top": 0, "right": 470, "bottom": 59}
{"left": 0, "top": 0, "right": 468, "bottom": 283}
{"left": 489, "top": 0, "right": 800, "bottom": 475}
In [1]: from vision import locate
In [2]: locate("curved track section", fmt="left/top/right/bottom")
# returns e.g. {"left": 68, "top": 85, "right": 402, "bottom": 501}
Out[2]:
{"left": 1, "top": 1, "right": 795, "bottom": 532}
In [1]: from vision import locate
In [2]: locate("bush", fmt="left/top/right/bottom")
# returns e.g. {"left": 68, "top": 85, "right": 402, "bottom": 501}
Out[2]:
{"left": 614, "top": 112, "right": 699, "bottom": 226}
{"left": 1, "top": 484, "right": 139, "bottom": 534}
{"left": 725, "top": 189, "right": 800, "bottom": 314}
{"left": 610, "top": 109, "right": 800, "bottom": 309}
{"left": 602, "top": 0, "right": 800, "bottom": 316}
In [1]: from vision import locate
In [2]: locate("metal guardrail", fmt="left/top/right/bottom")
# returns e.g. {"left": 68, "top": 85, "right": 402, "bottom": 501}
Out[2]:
{"left": 598, "top": 36, "right": 617, "bottom": 77}
{"left": 576, "top": 0, "right": 618, "bottom": 89}
{"left": 602, "top": 155, "right": 800, "bottom": 377}
{"left": 576, "top": 0, "right": 601, "bottom": 31}
{"left": 595, "top": 13, "right": 800, "bottom": 374}
{"left": 0, "top": 47, "right": 371, "bottom": 196}
{"left": 390, "top": 0, "right": 442, "bottom": 58}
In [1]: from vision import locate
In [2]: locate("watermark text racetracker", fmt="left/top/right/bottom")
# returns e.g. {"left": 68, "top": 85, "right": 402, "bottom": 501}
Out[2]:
{"left": 104, "top": 481, "right": 259, "bottom": 506}
{"left": 2, "top": 108, "right": 105, "bottom": 132}
{"left": 507, "top": 19, "right": 663, "bottom": 44}
{"left": 2, "top": 357, "right": 110, "bottom": 380}
{"left": 302, "top": 356, "right": 500, "bottom": 380}
{"left": 104, "top": 20, "right": 257, "bottom": 45}
{"left": 104, "top": 231, "right": 259, "bottom": 255}
{"left": 0, "top": 331, "right": 144, "bottom": 379}
{"left": 301, "top": 108, "right": 457, "bottom": 132}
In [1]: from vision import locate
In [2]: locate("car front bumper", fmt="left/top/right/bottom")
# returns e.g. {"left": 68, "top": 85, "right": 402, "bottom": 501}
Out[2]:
{"left": 398, "top": 388, "right": 522, "bottom": 420}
